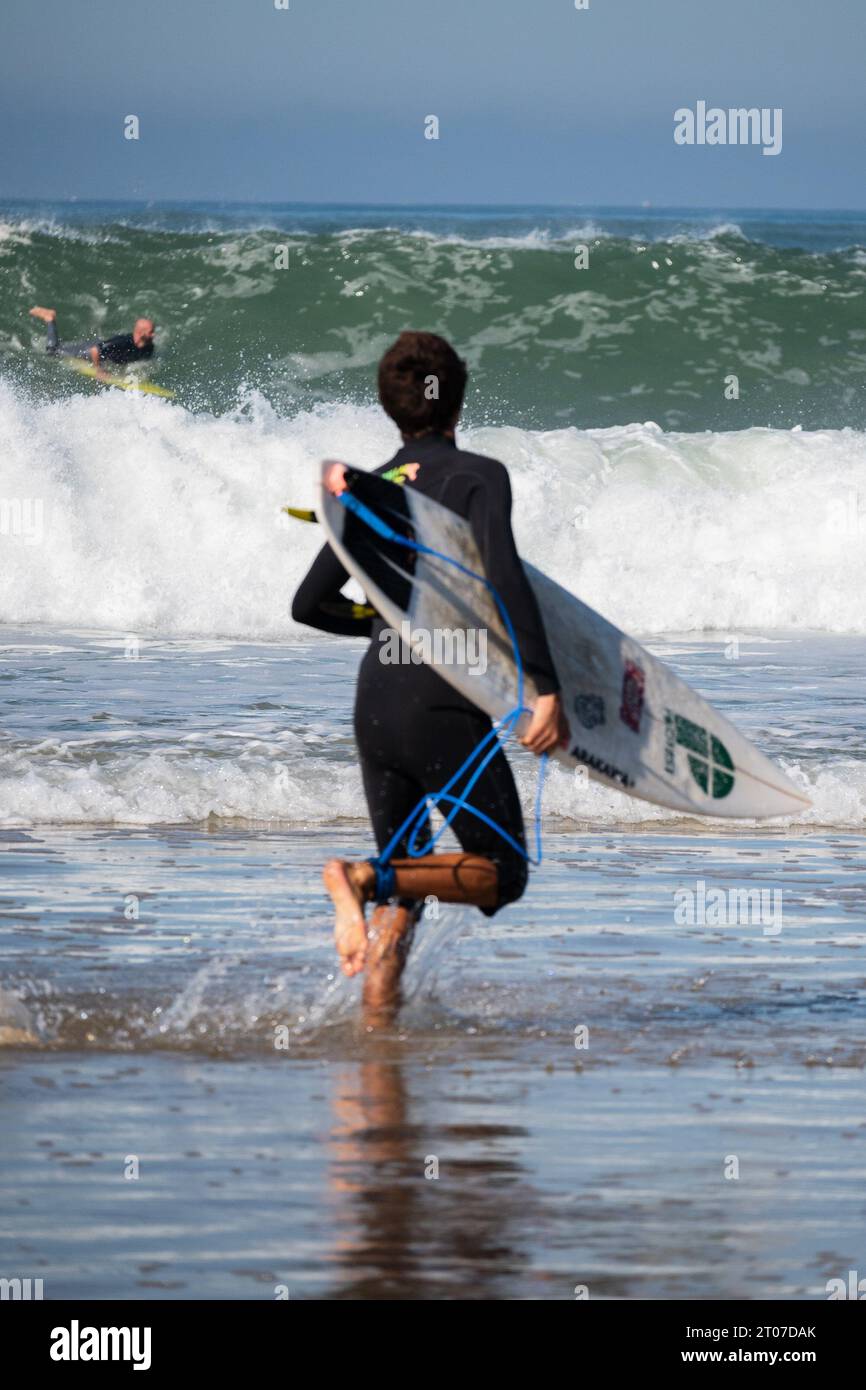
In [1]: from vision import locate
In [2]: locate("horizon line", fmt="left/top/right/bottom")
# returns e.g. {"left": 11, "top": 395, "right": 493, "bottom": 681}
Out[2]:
{"left": 3, "top": 196, "right": 866, "bottom": 216}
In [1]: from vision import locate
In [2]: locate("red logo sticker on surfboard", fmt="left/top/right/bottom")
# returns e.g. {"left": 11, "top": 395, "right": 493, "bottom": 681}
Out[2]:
{"left": 619, "top": 660, "right": 645, "bottom": 733}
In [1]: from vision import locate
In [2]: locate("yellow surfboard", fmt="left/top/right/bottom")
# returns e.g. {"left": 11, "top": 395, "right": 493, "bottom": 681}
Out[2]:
{"left": 62, "top": 356, "right": 175, "bottom": 399}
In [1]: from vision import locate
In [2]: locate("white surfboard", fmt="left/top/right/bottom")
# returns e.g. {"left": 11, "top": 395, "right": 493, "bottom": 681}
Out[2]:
{"left": 317, "top": 461, "right": 809, "bottom": 819}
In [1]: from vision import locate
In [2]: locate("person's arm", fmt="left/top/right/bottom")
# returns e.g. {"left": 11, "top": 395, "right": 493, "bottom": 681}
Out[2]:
{"left": 291, "top": 541, "right": 375, "bottom": 637}
{"left": 466, "top": 463, "right": 566, "bottom": 753}
{"left": 88, "top": 343, "right": 110, "bottom": 381}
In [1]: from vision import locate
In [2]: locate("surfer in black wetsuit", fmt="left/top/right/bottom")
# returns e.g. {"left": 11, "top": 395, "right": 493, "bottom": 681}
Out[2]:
{"left": 292, "top": 331, "right": 565, "bottom": 1016}
{"left": 30, "top": 306, "right": 155, "bottom": 381}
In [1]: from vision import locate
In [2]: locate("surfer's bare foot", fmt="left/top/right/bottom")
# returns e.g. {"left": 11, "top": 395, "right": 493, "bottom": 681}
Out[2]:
{"left": 29, "top": 306, "right": 56, "bottom": 322}
{"left": 323, "top": 859, "right": 374, "bottom": 977}
{"left": 362, "top": 903, "right": 417, "bottom": 1025}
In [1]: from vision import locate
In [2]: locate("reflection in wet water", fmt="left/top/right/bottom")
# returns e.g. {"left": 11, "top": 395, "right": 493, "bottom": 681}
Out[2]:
{"left": 327, "top": 1048, "right": 539, "bottom": 1300}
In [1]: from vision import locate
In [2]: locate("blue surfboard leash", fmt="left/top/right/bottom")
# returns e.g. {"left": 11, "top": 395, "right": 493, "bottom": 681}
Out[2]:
{"left": 336, "top": 487, "right": 548, "bottom": 902}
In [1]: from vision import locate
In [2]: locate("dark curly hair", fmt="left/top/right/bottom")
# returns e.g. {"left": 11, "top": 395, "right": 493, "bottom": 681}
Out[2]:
{"left": 377, "top": 330, "right": 467, "bottom": 435}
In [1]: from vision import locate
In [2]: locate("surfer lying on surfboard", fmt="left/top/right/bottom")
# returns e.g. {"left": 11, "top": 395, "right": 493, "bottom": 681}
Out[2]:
{"left": 30, "top": 306, "right": 156, "bottom": 383}
{"left": 292, "top": 331, "right": 567, "bottom": 1015}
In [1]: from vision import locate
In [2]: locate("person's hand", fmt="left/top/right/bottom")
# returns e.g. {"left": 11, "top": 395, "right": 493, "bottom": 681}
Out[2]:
{"left": 324, "top": 461, "right": 348, "bottom": 496}
{"left": 520, "top": 692, "right": 568, "bottom": 756}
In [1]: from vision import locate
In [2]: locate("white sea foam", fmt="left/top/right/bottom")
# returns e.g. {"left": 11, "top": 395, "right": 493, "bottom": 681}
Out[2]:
{"left": 1, "top": 382, "right": 865, "bottom": 638}
{"left": 402, "top": 224, "right": 605, "bottom": 250}
{"left": 513, "top": 753, "right": 866, "bottom": 829}
{"left": 0, "top": 730, "right": 860, "bottom": 829}
{"left": 667, "top": 222, "right": 748, "bottom": 244}
{"left": 0, "top": 216, "right": 122, "bottom": 247}
{"left": 0, "top": 736, "right": 365, "bottom": 828}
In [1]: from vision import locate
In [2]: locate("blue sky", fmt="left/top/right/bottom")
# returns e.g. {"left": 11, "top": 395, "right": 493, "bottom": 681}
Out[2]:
{"left": 0, "top": 0, "right": 863, "bottom": 207}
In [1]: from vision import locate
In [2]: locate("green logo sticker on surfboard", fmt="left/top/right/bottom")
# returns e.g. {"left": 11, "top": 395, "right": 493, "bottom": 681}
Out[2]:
{"left": 664, "top": 711, "right": 734, "bottom": 799}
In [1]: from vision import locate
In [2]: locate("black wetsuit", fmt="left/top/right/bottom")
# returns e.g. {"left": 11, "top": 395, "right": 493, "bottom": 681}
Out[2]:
{"left": 44, "top": 319, "right": 154, "bottom": 365}
{"left": 292, "top": 433, "right": 560, "bottom": 915}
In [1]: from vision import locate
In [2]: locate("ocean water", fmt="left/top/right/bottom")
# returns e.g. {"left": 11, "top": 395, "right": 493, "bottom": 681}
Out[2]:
{"left": 1, "top": 203, "right": 865, "bottom": 1299}
{"left": 0, "top": 629, "right": 863, "bottom": 832}
{"left": 3, "top": 201, "right": 866, "bottom": 429}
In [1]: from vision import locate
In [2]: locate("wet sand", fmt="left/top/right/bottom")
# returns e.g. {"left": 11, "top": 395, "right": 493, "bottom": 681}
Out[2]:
{"left": 1, "top": 824, "right": 864, "bottom": 1299}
